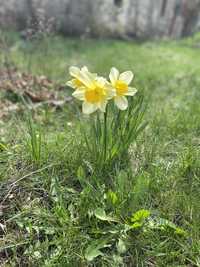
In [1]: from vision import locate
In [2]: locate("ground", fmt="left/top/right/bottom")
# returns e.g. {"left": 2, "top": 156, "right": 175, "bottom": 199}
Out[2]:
{"left": 0, "top": 32, "right": 200, "bottom": 266}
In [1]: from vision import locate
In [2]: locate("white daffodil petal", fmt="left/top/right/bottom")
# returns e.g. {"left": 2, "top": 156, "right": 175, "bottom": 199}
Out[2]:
{"left": 96, "top": 77, "right": 106, "bottom": 87}
{"left": 82, "top": 66, "right": 97, "bottom": 80}
{"left": 99, "top": 101, "right": 107, "bottom": 112}
{"left": 109, "top": 67, "right": 119, "bottom": 85}
{"left": 78, "top": 70, "right": 94, "bottom": 88}
{"left": 72, "top": 89, "right": 85, "bottom": 100}
{"left": 69, "top": 66, "right": 80, "bottom": 77}
{"left": 81, "top": 66, "right": 88, "bottom": 72}
{"left": 82, "top": 102, "right": 98, "bottom": 114}
{"left": 126, "top": 87, "right": 137, "bottom": 96}
{"left": 105, "top": 84, "right": 116, "bottom": 99}
{"left": 66, "top": 80, "right": 74, "bottom": 88}
{"left": 69, "top": 66, "right": 93, "bottom": 88}
{"left": 119, "top": 71, "right": 134, "bottom": 85}
{"left": 115, "top": 96, "right": 128, "bottom": 110}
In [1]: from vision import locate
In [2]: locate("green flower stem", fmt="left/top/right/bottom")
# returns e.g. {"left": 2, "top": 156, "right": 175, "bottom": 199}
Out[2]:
{"left": 103, "top": 107, "right": 108, "bottom": 163}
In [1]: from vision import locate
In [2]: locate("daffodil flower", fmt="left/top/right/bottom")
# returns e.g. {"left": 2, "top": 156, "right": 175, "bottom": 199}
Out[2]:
{"left": 72, "top": 72, "right": 115, "bottom": 114}
{"left": 109, "top": 67, "right": 137, "bottom": 110}
{"left": 66, "top": 66, "right": 96, "bottom": 90}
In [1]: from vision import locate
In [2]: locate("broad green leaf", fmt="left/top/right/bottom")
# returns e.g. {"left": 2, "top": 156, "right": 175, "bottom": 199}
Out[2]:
{"left": 148, "top": 217, "right": 177, "bottom": 230}
{"left": 0, "top": 143, "right": 7, "bottom": 151}
{"left": 131, "top": 222, "right": 143, "bottom": 229}
{"left": 76, "top": 166, "right": 87, "bottom": 187}
{"left": 77, "top": 166, "right": 86, "bottom": 180}
{"left": 85, "top": 247, "right": 103, "bottom": 262}
{"left": 147, "top": 217, "right": 187, "bottom": 236}
{"left": 107, "top": 190, "right": 118, "bottom": 205}
{"left": 131, "top": 209, "right": 150, "bottom": 223}
{"left": 116, "top": 170, "right": 128, "bottom": 194}
{"left": 175, "top": 227, "right": 187, "bottom": 236}
{"left": 94, "top": 208, "right": 118, "bottom": 222}
{"left": 85, "top": 239, "right": 110, "bottom": 261}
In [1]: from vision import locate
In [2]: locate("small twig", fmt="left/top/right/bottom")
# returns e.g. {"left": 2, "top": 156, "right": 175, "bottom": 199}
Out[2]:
{"left": 0, "top": 164, "right": 55, "bottom": 206}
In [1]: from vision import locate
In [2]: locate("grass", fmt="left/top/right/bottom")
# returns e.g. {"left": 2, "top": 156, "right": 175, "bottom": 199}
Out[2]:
{"left": 0, "top": 32, "right": 200, "bottom": 266}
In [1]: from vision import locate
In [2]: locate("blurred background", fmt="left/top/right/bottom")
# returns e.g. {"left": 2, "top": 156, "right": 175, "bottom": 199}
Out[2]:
{"left": 1, "top": 0, "right": 200, "bottom": 39}
{"left": 1, "top": 0, "right": 200, "bottom": 118}
{"left": 1, "top": 0, "right": 200, "bottom": 113}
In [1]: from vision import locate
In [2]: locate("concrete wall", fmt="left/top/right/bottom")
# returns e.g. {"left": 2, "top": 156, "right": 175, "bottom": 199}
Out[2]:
{"left": 0, "top": 0, "right": 200, "bottom": 39}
